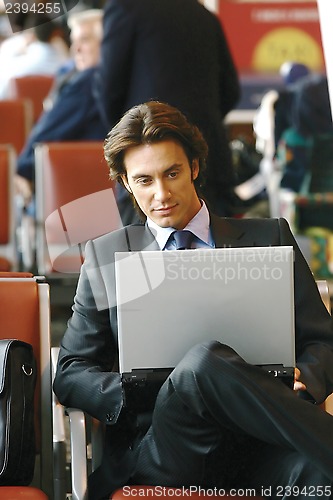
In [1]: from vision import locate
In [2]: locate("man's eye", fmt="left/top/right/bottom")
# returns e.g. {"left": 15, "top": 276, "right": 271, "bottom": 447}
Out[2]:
{"left": 168, "top": 171, "right": 178, "bottom": 178}
{"left": 137, "top": 178, "right": 151, "bottom": 185}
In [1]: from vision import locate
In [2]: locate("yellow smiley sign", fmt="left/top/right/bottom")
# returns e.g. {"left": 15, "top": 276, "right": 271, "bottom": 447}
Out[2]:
{"left": 252, "top": 27, "right": 323, "bottom": 72}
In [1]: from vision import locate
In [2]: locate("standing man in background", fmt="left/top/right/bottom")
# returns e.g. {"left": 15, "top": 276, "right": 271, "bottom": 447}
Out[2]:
{"left": 94, "top": 0, "right": 240, "bottom": 217}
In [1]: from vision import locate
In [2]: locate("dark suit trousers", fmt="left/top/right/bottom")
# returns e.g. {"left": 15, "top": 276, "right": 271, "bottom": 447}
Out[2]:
{"left": 130, "top": 341, "right": 333, "bottom": 499}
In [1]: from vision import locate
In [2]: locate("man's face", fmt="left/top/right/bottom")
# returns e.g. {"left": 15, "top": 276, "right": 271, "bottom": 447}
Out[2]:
{"left": 70, "top": 20, "right": 101, "bottom": 71}
{"left": 122, "top": 140, "right": 202, "bottom": 229}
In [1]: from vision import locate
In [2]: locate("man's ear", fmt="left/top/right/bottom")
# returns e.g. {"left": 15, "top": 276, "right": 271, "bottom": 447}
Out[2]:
{"left": 192, "top": 159, "right": 199, "bottom": 181}
{"left": 121, "top": 174, "right": 132, "bottom": 193}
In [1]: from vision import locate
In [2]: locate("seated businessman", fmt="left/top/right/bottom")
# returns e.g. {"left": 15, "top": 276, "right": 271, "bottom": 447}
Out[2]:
{"left": 54, "top": 101, "right": 333, "bottom": 500}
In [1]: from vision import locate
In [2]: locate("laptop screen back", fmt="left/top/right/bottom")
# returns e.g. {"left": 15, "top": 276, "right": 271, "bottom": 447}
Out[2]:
{"left": 115, "top": 246, "right": 295, "bottom": 374}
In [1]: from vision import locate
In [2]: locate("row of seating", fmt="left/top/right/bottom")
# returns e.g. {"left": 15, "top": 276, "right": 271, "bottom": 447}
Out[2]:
{"left": 0, "top": 273, "right": 331, "bottom": 500}
{"left": 0, "top": 75, "right": 55, "bottom": 271}
{"left": 8, "top": 75, "right": 55, "bottom": 123}
{"left": 0, "top": 99, "right": 33, "bottom": 155}
{"left": 0, "top": 75, "right": 54, "bottom": 155}
{"left": 0, "top": 145, "right": 17, "bottom": 271}
{"left": 0, "top": 140, "right": 122, "bottom": 277}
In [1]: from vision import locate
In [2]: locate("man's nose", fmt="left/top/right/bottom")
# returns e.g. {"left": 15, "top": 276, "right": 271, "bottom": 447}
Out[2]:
{"left": 154, "top": 181, "right": 170, "bottom": 202}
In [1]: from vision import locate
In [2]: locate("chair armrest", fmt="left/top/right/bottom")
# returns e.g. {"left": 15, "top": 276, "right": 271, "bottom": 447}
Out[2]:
{"left": 65, "top": 407, "right": 104, "bottom": 500}
{"left": 51, "top": 347, "right": 67, "bottom": 500}
{"left": 51, "top": 346, "right": 89, "bottom": 500}
{"left": 66, "top": 407, "right": 89, "bottom": 500}
{"left": 51, "top": 347, "right": 66, "bottom": 443}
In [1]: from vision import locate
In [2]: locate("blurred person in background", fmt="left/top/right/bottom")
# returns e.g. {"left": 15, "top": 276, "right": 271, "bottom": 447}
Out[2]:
{"left": 254, "top": 62, "right": 311, "bottom": 161}
{"left": 274, "top": 62, "right": 311, "bottom": 148}
{"left": 15, "top": 8, "right": 108, "bottom": 208}
{"left": 94, "top": 0, "right": 240, "bottom": 219}
{"left": 0, "top": 14, "right": 69, "bottom": 98}
{"left": 253, "top": 62, "right": 316, "bottom": 201}
{"left": 276, "top": 68, "right": 333, "bottom": 192}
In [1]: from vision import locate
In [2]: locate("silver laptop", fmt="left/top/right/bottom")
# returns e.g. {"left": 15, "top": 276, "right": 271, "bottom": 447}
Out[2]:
{"left": 115, "top": 246, "right": 295, "bottom": 387}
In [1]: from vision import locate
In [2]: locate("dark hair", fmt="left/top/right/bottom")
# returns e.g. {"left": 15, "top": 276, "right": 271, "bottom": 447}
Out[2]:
{"left": 23, "top": 14, "right": 59, "bottom": 42}
{"left": 104, "top": 101, "right": 208, "bottom": 189}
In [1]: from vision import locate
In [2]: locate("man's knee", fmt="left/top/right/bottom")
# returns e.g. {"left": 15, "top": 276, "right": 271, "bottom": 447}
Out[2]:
{"left": 170, "top": 340, "right": 240, "bottom": 389}
{"left": 180, "top": 340, "right": 240, "bottom": 370}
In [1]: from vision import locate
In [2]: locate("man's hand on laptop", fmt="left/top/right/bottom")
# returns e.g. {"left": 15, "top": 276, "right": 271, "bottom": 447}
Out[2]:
{"left": 294, "top": 367, "right": 306, "bottom": 392}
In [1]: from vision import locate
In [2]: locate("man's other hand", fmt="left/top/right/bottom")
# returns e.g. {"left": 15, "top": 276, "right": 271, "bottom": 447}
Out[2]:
{"left": 294, "top": 367, "right": 307, "bottom": 392}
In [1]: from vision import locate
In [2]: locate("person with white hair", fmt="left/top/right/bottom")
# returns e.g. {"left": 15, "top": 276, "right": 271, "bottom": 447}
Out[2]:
{"left": 15, "top": 9, "right": 108, "bottom": 207}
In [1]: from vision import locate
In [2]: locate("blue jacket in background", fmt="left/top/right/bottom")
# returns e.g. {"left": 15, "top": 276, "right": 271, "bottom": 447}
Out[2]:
{"left": 17, "top": 66, "right": 108, "bottom": 181}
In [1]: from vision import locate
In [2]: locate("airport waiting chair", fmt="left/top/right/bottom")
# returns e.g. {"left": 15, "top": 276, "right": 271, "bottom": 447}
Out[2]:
{"left": 33, "top": 141, "right": 122, "bottom": 276}
{"left": 0, "top": 99, "right": 33, "bottom": 154}
{"left": 9, "top": 75, "right": 55, "bottom": 123}
{"left": 52, "top": 280, "right": 332, "bottom": 500}
{"left": 0, "top": 145, "right": 18, "bottom": 271}
{"left": 0, "top": 273, "right": 54, "bottom": 499}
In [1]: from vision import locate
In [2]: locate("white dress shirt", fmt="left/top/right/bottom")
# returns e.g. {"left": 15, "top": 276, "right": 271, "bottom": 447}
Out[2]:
{"left": 146, "top": 201, "right": 215, "bottom": 250}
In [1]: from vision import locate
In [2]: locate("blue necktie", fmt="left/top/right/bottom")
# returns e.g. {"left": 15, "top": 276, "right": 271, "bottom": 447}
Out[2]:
{"left": 172, "top": 230, "right": 194, "bottom": 250}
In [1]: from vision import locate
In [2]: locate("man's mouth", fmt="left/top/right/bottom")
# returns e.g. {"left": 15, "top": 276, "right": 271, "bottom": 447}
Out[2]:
{"left": 154, "top": 204, "right": 177, "bottom": 214}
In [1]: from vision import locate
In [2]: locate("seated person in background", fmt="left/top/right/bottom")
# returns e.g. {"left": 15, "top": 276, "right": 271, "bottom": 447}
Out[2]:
{"left": 277, "top": 72, "right": 333, "bottom": 192}
{"left": 14, "top": 9, "right": 108, "bottom": 208}
{"left": 274, "top": 62, "right": 311, "bottom": 147}
{"left": 54, "top": 101, "right": 333, "bottom": 500}
{"left": 0, "top": 14, "right": 69, "bottom": 99}
{"left": 253, "top": 62, "right": 310, "bottom": 166}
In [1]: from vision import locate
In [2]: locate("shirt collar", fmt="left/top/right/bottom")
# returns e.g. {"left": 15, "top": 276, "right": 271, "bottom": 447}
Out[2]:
{"left": 146, "top": 201, "right": 213, "bottom": 250}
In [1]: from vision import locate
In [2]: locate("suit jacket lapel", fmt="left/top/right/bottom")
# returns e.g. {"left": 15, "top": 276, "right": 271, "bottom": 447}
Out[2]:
{"left": 123, "top": 224, "right": 159, "bottom": 251}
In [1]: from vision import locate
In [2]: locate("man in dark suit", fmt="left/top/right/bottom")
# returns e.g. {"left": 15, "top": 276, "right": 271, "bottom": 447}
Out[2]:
{"left": 54, "top": 101, "right": 333, "bottom": 500}
{"left": 94, "top": 0, "right": 240, "bottom": 217}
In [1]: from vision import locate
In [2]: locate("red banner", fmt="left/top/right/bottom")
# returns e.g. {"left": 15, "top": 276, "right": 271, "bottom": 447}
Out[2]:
{"left": 218, "top": 0, "right": 325, "bottom": 74}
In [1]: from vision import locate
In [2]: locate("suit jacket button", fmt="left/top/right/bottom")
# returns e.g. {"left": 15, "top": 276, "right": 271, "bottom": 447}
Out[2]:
{"left": 106, "top": 413, "right": 115, "bottom": 422}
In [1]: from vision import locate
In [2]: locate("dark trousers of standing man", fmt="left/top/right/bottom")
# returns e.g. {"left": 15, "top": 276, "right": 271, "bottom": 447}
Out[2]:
{"left": 130, "top": 341, "right": 333, "bottom": 499}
